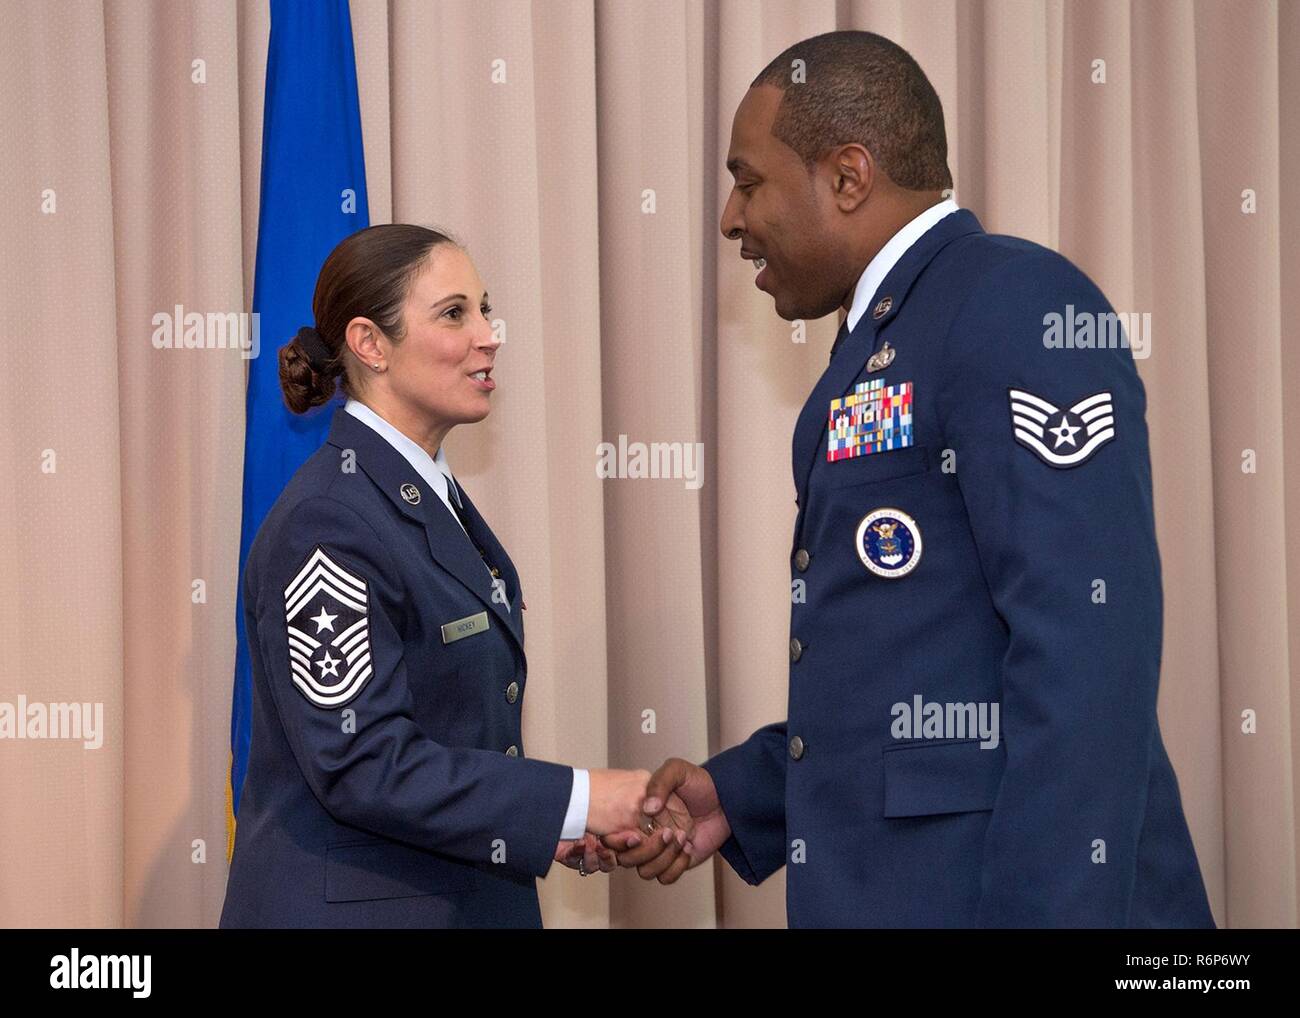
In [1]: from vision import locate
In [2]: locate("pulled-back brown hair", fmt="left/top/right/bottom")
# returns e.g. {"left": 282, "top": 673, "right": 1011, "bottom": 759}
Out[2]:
{"left": 278, "top": 224, "right": 458, "bottom": 413}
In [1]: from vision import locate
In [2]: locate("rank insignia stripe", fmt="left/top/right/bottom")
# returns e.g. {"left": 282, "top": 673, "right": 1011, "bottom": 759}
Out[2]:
{"left": 827, "top": 378, "right": 914, "bottom": 461}
{"left": 282, "top": 545, "right": 374, "bottom": 709}
{"left": 1008, "top": 388, "right": 1115, "bottom": 468}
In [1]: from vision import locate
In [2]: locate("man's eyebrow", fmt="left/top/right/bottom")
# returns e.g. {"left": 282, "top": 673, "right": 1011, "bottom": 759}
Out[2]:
{"left": 726, "top": 157, "right": 754, "bottom": 177}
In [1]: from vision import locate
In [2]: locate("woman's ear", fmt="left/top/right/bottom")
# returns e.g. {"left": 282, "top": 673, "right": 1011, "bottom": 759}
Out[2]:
{"left": 344, "top": 317, "right": 386, "bottom": 371}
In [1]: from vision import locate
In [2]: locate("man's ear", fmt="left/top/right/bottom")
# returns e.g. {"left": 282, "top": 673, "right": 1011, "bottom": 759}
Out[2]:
{"left": 828, "top": 143, "right": 874, "bottom": 213}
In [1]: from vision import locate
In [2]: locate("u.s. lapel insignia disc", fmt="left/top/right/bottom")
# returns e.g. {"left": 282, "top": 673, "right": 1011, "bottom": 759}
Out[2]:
{"left": 866, "top": 341, "right": 895, "bottom": 373}
{"left": 855, "top": 507, "right": 922, "bottom": 579}
{"left": 399, "top": 482, "right": 421, "bottom": 505}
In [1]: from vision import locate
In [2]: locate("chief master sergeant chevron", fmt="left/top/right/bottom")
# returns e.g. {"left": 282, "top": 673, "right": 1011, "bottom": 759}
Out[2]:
{"left": 607, "top": 30, "right": 1215, "bottom": 927}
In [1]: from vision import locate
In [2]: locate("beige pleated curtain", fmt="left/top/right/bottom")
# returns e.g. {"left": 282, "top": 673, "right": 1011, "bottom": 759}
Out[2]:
{"left": 1, "top": 0, "right": 1295, "bottom": 929}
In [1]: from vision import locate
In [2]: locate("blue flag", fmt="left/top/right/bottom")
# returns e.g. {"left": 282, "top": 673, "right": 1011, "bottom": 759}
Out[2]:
{"left": 227, "top": 0, "right": 369, "bottom": 858}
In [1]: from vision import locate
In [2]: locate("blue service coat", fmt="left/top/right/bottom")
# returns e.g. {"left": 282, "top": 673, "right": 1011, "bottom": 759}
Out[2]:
{"left": 703, "top": 209, "right": 1215, "bottom": 928}
{"left": 220, "top": 409, "right": 572, "bottom": 928}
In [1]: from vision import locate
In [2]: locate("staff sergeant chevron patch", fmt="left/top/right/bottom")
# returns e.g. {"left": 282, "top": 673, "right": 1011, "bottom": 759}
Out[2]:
{"left": 283, "top": 545, "right": 373, "bottom": 708}
{"left": 1008, "top": 388, "right": 1116, "bottom": 468}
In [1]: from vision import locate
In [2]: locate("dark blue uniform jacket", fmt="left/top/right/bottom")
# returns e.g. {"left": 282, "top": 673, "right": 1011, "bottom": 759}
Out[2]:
{"left": 704, "top": 210, "right": 1215, "bottom": 928}
{"left": 221, "top": 409, "right": 571, "bottom": 928}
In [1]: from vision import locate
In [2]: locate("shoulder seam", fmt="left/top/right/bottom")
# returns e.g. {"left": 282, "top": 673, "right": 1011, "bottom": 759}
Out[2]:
{"left": 933, "top": 249, "right": 1071, "bottom": 440}
{"left": 258, "top": 492, "right": 405, "bottom": 615}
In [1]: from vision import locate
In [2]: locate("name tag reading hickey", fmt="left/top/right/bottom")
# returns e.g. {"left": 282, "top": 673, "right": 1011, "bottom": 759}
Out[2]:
{"left": 441, "top": 611, "right": 490, "bottom": 644}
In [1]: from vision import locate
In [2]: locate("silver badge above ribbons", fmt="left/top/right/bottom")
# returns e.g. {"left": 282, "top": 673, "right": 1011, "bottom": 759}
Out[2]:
{"left": 866, "top": 342, "right": 895, "bottom": 373}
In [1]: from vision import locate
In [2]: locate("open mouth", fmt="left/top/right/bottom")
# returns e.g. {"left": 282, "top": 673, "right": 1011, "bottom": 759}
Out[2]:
{"left": 468, "top": 367, "right": 496, "bottom": 391}
{"left": 742, "top": 250, "right": 769, "bottom": 289}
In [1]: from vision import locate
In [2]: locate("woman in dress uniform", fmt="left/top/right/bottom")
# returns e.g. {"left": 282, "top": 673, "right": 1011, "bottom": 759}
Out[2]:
{"left": 220, "top": 224, "right": 688, "bottom": 928}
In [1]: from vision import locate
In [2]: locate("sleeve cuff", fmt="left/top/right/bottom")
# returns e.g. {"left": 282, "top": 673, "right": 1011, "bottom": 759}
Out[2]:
{"left": 559, "top": 767, "right": 589, "bottom": 840}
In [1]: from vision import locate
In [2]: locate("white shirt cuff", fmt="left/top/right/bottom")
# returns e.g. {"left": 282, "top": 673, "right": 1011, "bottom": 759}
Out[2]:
{"left": 559, "top": 768, "right": 590, "bottom": 840}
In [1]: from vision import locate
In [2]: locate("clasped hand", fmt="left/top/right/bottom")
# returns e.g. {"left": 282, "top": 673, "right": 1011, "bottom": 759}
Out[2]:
{"left": 555, "top": 759, "right": 731, "bottom": 885}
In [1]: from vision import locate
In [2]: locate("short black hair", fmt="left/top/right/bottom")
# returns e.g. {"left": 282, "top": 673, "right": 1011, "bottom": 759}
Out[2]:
{"left": 750, "top": 30, "right": 952, "bottom": 191}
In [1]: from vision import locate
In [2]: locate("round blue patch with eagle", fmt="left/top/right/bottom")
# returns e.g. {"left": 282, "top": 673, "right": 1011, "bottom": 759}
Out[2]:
{"left": 855, "top": 507, "right": 923, "bottom": 579}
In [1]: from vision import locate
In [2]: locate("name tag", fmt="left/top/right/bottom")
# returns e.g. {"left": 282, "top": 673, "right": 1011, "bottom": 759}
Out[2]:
{"left": 441, "top": 611, "right": 490, "bottom": 644}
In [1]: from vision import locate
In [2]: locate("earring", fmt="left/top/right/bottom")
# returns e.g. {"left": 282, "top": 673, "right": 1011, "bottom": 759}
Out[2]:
{"left": 371, "top": 363, "right": 381, "bottom": 371}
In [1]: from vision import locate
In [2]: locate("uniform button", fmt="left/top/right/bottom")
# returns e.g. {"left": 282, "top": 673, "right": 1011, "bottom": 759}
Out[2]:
{"left": 789, "top": 736, "right": 805, "bottom": 760}
{"left": 505, "top": 744, "right": 519, "bottom": 757}
{"left": 505, "top": 681, "right": 520, "bottom": 704}
{"left": 790, "top": 637, "right": 803, "bottom": 662}
{"left": 794, "top": 549, "right": 810, "bottom": 572}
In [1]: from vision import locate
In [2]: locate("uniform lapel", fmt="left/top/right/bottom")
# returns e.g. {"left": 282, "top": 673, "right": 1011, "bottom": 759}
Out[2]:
{"left": 791, "top": 319, "right": 875, "bottom": 504}
{"left": 325, "top": 410, "right": 524, "bottom": 658}
{"left": 453, "top": 483, "right": 524, "bottom": 647}
{"left": 790, "top": 209, "right": 986, "bottom": 509}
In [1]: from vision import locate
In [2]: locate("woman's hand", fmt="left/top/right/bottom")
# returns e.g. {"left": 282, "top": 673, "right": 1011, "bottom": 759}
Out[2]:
{"left": 585, "top": 768, "right": 655, "bottom": 835}
{"left": 554, "top": 833, "right": 617, "bottom": 874}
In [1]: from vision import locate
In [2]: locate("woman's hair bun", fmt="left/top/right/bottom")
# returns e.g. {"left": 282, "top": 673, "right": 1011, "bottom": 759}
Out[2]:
{"left": 278, "top": 324, "right": 340, "bottom": 414}
{"left": 294, "top": 325, "right": 333, "bottom": 373}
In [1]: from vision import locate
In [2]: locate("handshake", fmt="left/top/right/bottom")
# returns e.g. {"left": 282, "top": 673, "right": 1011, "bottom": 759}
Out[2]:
{"left": 554, "top": 760, "right": 733, "bottom": 883}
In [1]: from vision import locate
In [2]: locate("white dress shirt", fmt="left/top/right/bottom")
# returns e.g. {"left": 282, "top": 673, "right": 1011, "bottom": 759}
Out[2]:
{"left": 845, "top": 197, "right": 960, "bottom": 333}
{"left": 344, "top": 398, "right": 469, "bottom": 538}
{"left": 342, "top": 397, "right": 590, "bottom": 842}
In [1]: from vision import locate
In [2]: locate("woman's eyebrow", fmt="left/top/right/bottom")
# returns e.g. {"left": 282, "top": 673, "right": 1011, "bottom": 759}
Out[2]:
{"left": 429, "top": 291, "right": 489, "bottom": 310}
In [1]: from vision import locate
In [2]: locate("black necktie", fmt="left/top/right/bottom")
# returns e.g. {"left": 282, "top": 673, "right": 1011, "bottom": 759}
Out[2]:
{"left": 828, "top": 318, "right": 850, "bottom": 364}
{"left": 445, "top": 480, "right": 501, "bottom": 582}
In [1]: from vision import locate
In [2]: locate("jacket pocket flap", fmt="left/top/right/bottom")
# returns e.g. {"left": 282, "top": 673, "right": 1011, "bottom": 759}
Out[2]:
{"left": 325, "top": 839, "right": 478, "bottom": 903}
{"left": 826, "top": 444, "right": 929, "bottom": 489}
{"left": 882, "top": 738, "right": 1004, "bottom": 817}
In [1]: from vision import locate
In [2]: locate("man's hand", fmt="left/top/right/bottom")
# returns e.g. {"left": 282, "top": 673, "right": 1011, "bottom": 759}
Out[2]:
{"left": 585, "top": 767, "right": 694, "bottom": 879}
{"left": 602, "top": 757, "right": 731, "bottom": 884}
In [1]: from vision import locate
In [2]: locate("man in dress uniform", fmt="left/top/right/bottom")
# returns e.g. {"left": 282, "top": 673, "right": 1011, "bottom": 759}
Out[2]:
{"left": 610, "top": 30, "right": 1214, "bottom": 927}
